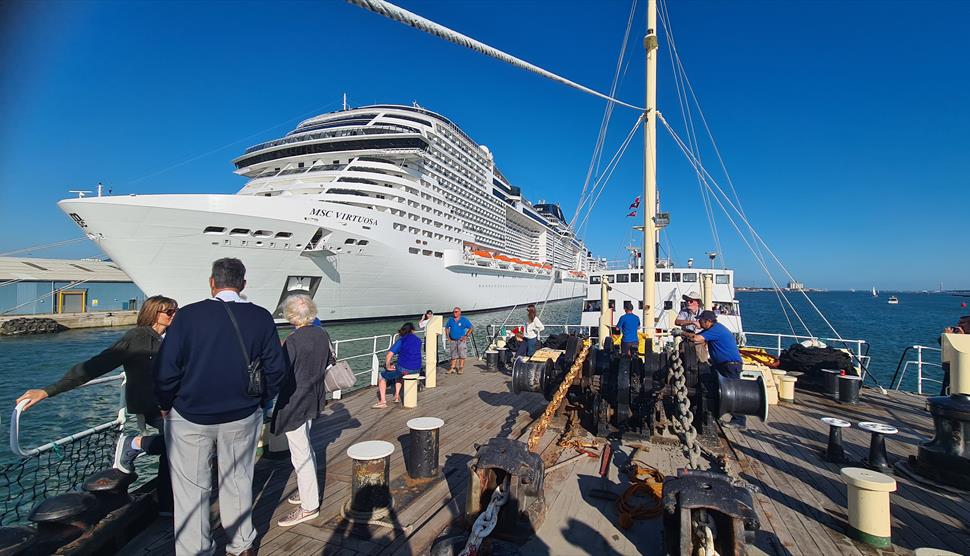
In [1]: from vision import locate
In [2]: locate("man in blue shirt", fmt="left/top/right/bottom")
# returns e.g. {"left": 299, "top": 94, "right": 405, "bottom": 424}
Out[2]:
{"left": 444, "top": 306, "right": 473, "bottom": 374}
{"left": 615, "top": 301, "right": 641, "bottom": 356}
{"left": 689, "top": 310, "right": 745, "bottom": 428}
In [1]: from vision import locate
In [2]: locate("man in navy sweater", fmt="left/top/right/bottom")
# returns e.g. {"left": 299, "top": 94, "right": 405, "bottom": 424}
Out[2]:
{"left": 155, "top": 258, "right": 285, "bottom": 556}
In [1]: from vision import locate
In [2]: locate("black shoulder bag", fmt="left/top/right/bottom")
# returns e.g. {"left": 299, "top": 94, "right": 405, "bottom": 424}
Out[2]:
{"left": 220, "top": 301, "right": 264, "bottom": 398}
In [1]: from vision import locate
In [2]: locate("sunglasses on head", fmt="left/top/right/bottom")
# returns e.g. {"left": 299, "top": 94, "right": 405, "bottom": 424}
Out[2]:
{"left": 162, "top": 308, "right": 178, "bottom": 317}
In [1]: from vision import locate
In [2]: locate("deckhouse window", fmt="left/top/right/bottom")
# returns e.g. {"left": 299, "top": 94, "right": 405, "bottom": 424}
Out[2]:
{"left": 275, "top": 232, "right": 292, "bottom": 239}
{"left": 230, "top": 228, "right": 251, "bottom": 236}
{"left": 203, "top": 226, "right": 225, "bottom": 234}
{"left": 615, "top": 273, "right": 629, "bottom": 283}
{"left": 716, "top": 274, "right": 731, "bottom": 284}
{"left": 683, "top": 273, "right": 698, "bottom": 283}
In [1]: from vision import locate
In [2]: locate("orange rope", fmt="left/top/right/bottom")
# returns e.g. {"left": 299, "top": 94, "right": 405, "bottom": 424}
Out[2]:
{"left": 616, "top": 463, "right": 664, "bottom": 528}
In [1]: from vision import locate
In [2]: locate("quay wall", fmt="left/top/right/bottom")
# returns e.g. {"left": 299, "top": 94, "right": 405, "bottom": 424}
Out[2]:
{"left": 0, "top": 310, "right": 138, "bottom": 329}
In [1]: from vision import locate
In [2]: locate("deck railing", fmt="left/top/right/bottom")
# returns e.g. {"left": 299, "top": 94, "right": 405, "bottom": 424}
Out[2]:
{"left": 890, "top": 345, "right": 944, "bottom": 395}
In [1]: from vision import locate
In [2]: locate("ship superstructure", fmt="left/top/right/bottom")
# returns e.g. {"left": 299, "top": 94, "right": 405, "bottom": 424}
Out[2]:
{"left": 59, "top": 105, "right": 591, "bottom": 320}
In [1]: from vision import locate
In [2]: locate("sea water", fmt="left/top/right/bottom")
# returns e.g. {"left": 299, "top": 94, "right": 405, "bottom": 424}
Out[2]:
{"left": 0, "top": 292, "right": 964, "bottom": 466}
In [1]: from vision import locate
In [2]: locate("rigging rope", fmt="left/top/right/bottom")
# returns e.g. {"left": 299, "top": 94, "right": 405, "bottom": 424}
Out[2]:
{"left": 346, "top": 0, "right": 644, "bottom": 111}
{"left": 0, "top": 237, "right": 87, "bottom": 258}
{"left": 572, "top": 0, "right": 639, "bottom": 227}
{"left": 658, "top": 113, "right": 814, "bottom": 338}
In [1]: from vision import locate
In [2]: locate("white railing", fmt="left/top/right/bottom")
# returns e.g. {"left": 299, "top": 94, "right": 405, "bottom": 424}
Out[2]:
{"left": 9, "top": 373, "right": 127, "bottom": 458}
{"left": 890, "top": 345, "right": 944, "bottom": 395}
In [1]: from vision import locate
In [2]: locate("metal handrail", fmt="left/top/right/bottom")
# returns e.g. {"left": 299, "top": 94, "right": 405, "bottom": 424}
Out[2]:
{"left": 743, "top": 332, "right": 869, "bottom": 360}
{"left": 10, "top": 373, "right": 127, "bottom": 458}
{"left": 890, "top": 345, "right": 943, "bottom": 394}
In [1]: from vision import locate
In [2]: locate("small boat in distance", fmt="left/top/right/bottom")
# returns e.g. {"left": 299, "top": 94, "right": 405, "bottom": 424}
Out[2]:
{"left": 888, "top": 295, "right": 899, "bottom": 304}
{"left": 872, "top": 286, "right": 879, "bottom": 297}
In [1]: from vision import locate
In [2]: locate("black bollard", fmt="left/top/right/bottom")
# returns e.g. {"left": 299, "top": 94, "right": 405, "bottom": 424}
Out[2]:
{"left": 81, "top": 468, "right": 136, "bottom": 517}
{"left": 821, "top": 417, "right": 851, "bottom": 463}
{"left": 859, "top": 422, "right": 898, "bottom": 472}
{"left": 346, "top": 441, "right": 394, "bottom": 518}
{"left": 838, "top": 375, "right": 862, "bottom": 404}
{"left": 407, "top": 417, "right": 444, "bottom": 479}
{"left": 485, "top": 350, "right": 499, "bottom": 371}
{"left": 28, "top": 492, "right": 97, "bottom": 553}
{"left": 820, "top": 369, "right": 841, "bottom": 398}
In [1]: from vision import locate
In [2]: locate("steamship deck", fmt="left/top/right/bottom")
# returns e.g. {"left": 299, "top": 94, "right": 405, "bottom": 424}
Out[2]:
{"left": 121, "top": 362, "right": 970, "bottom": 556}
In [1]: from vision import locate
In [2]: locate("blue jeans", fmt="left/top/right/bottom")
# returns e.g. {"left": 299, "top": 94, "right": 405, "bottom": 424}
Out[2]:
{"left": 524, "top": 337, "right": 538, "bottom": 356}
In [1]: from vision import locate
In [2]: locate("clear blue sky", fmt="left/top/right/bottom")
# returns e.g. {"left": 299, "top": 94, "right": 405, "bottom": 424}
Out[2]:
{"left": 1, "top": 1, "right": 967, "bottom": 290}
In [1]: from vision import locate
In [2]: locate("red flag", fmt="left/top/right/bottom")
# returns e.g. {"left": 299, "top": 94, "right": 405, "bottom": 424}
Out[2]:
{"left": 626, "top": 210, "right": 637, "bottom": 217}
{"left": 629, "top": 196, "right": 641, "bottom": 209}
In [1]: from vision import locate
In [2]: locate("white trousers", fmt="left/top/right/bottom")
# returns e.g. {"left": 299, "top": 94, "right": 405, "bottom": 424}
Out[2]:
{"left": 285, "top": 420, "right": 320, "bottom": 512}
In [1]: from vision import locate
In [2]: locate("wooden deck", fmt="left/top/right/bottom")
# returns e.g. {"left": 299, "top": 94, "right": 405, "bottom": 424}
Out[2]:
{"left": 721, "top": 386, "right": 970, "bottom": 556}
{"left": 121, "top": 363, "right": 970, "bottom": 556}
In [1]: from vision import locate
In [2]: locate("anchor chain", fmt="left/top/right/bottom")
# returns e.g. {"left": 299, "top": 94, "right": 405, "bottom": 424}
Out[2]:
{"left": 459, "top": 477, "right": 510, "bottom": 556}
{"left": 527, "top": 341, "right": 591, "bottom": 452}
{"left": 669, "top": 336, "right": 701, "bottom": 467}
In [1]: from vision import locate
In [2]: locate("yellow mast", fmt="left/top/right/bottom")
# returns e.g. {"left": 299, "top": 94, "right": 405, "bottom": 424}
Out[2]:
{"left": 642, "top": 0, "right": 658, "bottom": 347}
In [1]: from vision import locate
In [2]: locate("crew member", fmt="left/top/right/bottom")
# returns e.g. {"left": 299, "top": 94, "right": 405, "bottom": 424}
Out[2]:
{"left": 616, "top": 301, "right": 641, "bottom": 356}
{"left": 688, "top": 310, "right": 745, "bottom": 428}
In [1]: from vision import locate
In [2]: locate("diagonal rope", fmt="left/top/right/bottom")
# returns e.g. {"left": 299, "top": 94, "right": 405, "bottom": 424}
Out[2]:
{"left": 658, "top": 113, "right": 814, "bottom": 337}
{"left": 347, "top": 0, "right": 644, "bottom": 111}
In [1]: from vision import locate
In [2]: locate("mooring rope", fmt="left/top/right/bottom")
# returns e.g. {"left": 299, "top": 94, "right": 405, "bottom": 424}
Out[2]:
{"left": 346, "top": 0, "right": 644, "bottom": 111}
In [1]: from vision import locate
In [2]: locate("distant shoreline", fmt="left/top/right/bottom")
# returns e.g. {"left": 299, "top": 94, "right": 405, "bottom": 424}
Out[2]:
{"left": 737, "top": 288, "right": 970, "bottom": 297}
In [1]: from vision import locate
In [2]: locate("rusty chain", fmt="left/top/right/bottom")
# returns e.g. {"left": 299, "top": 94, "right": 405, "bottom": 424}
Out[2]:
{"left": 527, "top": 340, "right": 591, "bottom": 452}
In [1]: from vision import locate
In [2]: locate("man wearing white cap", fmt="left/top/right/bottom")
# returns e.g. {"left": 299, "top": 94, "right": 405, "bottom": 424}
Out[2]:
{"left": 675, "top": 292, "right": 703, "bottom": 332}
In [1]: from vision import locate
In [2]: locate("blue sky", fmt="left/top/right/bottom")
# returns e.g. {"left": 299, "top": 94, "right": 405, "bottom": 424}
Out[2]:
{"left": 1, "top": 1, "right": 967, "bottom": 290}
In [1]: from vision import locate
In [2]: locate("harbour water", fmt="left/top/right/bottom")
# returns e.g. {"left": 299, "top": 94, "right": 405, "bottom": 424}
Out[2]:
{"left": 0, "top": 291, "right": 964, "bottom": 467}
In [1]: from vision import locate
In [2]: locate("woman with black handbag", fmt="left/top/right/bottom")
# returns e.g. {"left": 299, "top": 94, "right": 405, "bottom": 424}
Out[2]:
{"left": 271, "top": 294, "right": 331, "bottom": 527}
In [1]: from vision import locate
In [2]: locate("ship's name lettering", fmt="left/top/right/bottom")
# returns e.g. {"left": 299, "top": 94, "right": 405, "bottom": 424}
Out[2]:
{"left": 309, "top": 208, "right": 377, "bottom": 226}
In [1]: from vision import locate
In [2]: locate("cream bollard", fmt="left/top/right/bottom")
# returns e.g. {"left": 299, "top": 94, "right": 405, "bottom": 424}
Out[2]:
{"left": 779, "top": 376, "right": 797, "bottom": 403}
{"left": 840, "top": 467, "right": 897, "bottom": 548}
{"left": 402, "top": 375, "right": 419, "bottom": 408}
{"left": 424, "top": 315, "right": 444, "bottom": 389}
{"left": 770, "top": 369, "right": 787, "bottom": 391}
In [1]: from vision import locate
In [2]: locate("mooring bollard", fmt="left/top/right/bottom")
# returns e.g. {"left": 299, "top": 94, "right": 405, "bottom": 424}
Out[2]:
{"left": 81, "top": 468, "right": 136, "bottom": 516}
{"left": 858, "top": 422, "right": 898, "bottom": 472}
{"left": 0, "top": 526, "right": 36, "bottom": 554}
{"left": 402, "top": 375, "right": 420, "bottom": 408}
{"left": 821, "top": 417, "right": 851, "bottom": 463}
{"left": 485, "top": 350, "right": 499, "bottom": 371}
{"left": 407, "top": 417, "right": 444, "bottom": 479}
{"left": 346, "top": 441, "right": 394, "bottom": 519}
{"left": 821, "top": 369, "right": 842, "bottom": 398}
{"left": 840, "top": 467, "right": 896, "bottom": 548}
{"left": 779, "top": 376, "right": 797, "bottom": 403}
{"left": 839, "top": 374, "right": 862, "bottom": 404}
{"left": 770, "top": 369, "right": 787, "bottom": 391}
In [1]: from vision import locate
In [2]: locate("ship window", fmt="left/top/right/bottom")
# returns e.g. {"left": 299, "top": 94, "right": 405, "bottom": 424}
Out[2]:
{"left": 203, "top": 226, "right": 226, "bottom": 234}
{"left": 434, "top": 251, "right": 442, "bottom": 258}
{"left": 344, "top": 238, "right": 356, "bottom": 244}
{"left": 253, "top": 230, "right": 273, "bottom": 238}
{"left": 661, "top": 273, "right": 671, "bottom": 282}
{"left": 408, "top": 247, "right": 419, "bottom": 254}
{"left": 275, "top": 232, "right": 292, "bottom": 239}
{"left": 615, "top": 273, "right": 629, "bottom": 283}
{"left": 358, "top": 240, "right": 369, "bottom": 246}
{"left": 230, "top": 228, "right": 250, "bottom": 236}
{"left": 22, "top": 262, "right": 49, "bottom": 271}
{"left": 631, "top": 273, "right": 640, "bottom": 283}
{"left": 671, "top": 273, "right": 681, "bottom": 282}
{"left": 683, "top": 273, "right": 698, "bottom": 283}
{"left": 716, "top": 274, "right": 730, "bottom": 284}
{"left": 422, "top": 250, "right": 432, "bottom": 256}
{"left": 584, "top": 300, "right": 601, "bottom": 312}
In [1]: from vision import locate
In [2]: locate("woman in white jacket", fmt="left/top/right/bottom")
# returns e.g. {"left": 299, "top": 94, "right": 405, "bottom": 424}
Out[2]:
{"left": 523, "top": 304, "right": 544, "bottom": 356}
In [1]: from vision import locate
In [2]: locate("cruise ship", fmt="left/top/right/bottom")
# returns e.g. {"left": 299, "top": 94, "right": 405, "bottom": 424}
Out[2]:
{"left": 58, "top": 105, "right": 592, "bottom": 320}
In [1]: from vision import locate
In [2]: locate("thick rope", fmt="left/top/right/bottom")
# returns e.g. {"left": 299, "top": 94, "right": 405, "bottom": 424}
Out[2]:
{"left": 347, "top": 0, "right": 643, "bottom": 111}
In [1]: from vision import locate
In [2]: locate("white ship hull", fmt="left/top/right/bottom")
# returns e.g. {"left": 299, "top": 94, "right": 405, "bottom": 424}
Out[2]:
{"left": 59, "top": 194, "right": 586, "bottom": 320}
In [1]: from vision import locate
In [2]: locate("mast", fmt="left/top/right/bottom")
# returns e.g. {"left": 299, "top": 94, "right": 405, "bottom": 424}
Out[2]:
{"left": 642, "top": 0, "right": 658, "bottom": 346}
